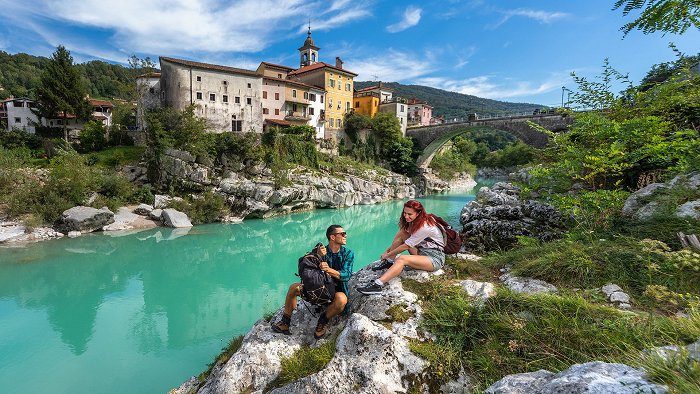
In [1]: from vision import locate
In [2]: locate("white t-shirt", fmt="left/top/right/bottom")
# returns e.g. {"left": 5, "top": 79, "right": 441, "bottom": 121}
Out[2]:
{"left": 404, "top": 223, "right": 444, "bottom": 250}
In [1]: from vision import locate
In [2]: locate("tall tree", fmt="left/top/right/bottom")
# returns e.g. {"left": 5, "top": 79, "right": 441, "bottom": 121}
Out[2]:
{"left": 34, "top": 45, "right": 90, "bottom": 141}
{"left": 614, "top": 0, "right": 700, "bottom": 36}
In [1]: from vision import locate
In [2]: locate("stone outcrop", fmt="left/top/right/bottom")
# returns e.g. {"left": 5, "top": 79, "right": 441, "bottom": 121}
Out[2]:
{"left": 459, "top": 183, "right": 566, "bottom": 252}
{"left": 500, "top": 272, "right": 558, "bottom": 295}
{"left": 158, "top": 148, "right": 416, "bottom": 219}
{"left": 54, "top": 206, "right": 115, "bottom": 234}
{"left": 0, "top": 219, "right": 63, "bottom": 244}
{"left": 623, "top": 172, "right": 700, "bottom": 220}
{"left": 161, "top": 208, "right": 193, "bottom": 228}
{"left": 600, "top": 283, "right": 632, "bottom": 310}
{"left": 420, "top": 169, "right": 477, "bottom": 194}
{"left": 176, "top": 261, "right": 440, "bottom": 394}
{"left": 484, "top": 362, "right": 666, "bottom": 394}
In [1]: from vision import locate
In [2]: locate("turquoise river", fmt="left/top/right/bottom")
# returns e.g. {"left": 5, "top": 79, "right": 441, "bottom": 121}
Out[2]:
{"left": 0, "top": 191, "right": 476, "bottom": 393}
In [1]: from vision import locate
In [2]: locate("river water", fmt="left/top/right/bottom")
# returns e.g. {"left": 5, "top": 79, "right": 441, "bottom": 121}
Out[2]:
{"left": 0, "top": 191, "right": 476, "bottom": 393}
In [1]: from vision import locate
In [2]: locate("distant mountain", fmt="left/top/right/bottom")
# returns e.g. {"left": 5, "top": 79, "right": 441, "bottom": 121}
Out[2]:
{"left": 354, "top": 81, "right": 544, "bottom": 120}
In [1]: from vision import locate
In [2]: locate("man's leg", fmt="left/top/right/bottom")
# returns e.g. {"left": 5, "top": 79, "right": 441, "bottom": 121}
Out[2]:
{"left": 358, "top": 254, "right": 434, "bottom": 295}
{"left": 272, "top": 283, "right": 301, "bottom": 335}
{"left": 314, "top": 291, "right": 347, "bottom": 339}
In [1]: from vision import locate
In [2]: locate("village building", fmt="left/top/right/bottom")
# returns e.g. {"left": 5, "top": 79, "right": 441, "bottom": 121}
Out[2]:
{"left": 288, "top": 28, "right": 357, "bottom": 140}
{"left": 406, "top": 98, "right": 433, "bottom": 127}
{"left": 1, "top": 96, "right": 38, "bottom": 133}
{"left": 352, "top": 83, "right": 407, "bottom": 135}
{"left": 158, "top": 57, "right": 264, "bottom": 133}
{"left": 135, "top": 72, "right": 161, "bottom": 131}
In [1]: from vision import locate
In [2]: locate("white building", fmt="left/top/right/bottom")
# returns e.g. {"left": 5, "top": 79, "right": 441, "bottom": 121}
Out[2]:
{"left": 1, "top": 97, "right": 39, "bottom": 133}
{"left": 159, "top": 57, "right": 263, "bottom": 133}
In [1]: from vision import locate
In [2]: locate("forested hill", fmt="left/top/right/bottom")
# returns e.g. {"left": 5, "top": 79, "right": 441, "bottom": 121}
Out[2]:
{"left": 354, "top": 81, "right": 543, "bottom": 120}
{"left": 0, "top": 51, "right": 140, "bottom": 101}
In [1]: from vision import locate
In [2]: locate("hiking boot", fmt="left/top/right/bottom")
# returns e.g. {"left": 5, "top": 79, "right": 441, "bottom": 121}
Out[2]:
{"left": 313, "top": 314, "right": 329, "bottom": 340}
{"left": 357, "top": 282, "right": 384, "bottom": 295}
{"left": 371, "top": 259, "right": 394, "bottom": 271}
{"left": 271, "top": 314, "right": 292, "bottom": 335}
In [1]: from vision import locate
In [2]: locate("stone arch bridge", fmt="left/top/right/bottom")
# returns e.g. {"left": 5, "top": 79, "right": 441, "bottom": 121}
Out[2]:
{"left": 407, "top": 113, "right": 572, "bottom": 168}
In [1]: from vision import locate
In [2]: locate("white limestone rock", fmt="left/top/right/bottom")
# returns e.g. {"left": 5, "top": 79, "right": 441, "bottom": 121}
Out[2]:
{"left": 269, "top": 314, "right": 428, "bottom": 394}
{"left": 149, "top": 209, "right": 163, "bottom": 221}
{"left": 485, "top": 361, "right": 666, "bottom": 394}
{"left": 133, "top": 204, "right": 154, "bottom": 216}
{"left": 103, "top": 207, "right": 142, "bottom": 231}
{"left": 676, "top": 200, "right": 700, "bottom": 220}
{"left": 600, "top": 283, "right": 623, "bottom": 296}
{"left": 499, "top": 273, "right": 557, "bottom": 294}
{"left": 161, "top": 208, "right": 193, "bottom": 228}
{"left": 55, "top": 206, "right": 114, "bottom": 234}
{"left": 609, "top": 291, "right": 631, "bottom": 304}
{"left": 460, "top": 279, "right": 496, "bottom": 300}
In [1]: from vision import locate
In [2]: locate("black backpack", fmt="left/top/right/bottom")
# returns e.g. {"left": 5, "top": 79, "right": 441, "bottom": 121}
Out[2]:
{"left": 298, "top": 253, "right": 336, "bottom": 305}
{"left": 430, "top": 214, "right": 462, "bottom": 255}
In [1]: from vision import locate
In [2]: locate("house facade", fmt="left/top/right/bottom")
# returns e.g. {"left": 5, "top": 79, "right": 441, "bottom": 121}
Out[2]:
{"left": 407, "top": 98, "right": 433, "bottom": 127}
{"left": 135, "top": 72, "right": 161, "bottom": 131}
{"left": 1, "top": 96, "right": 38, "bottom": 133}
{"left": 159, "top": 57, "right": 263, "bottom": 133}
{"left": 352, "top": 83, "right": 407, "bottom": 135}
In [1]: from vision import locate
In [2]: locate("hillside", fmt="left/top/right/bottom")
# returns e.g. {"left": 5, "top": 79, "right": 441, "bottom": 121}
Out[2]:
{"left": 0, "top": 51, "right": 142, "bottom": 101}
{"left": 354, "top": 81, "right": 544, "bottom": 120}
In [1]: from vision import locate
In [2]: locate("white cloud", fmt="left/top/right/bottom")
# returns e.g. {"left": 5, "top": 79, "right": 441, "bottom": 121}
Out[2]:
{"left": 347, "top": 49, "right": 435, "bottom": 81}
{"left": 1, "top": 0, "right": 373, "bottom": 58}
{"left": 413, "top": 72, "right": 569, "bottom": 100}
{"left": 386, "top": 6, "right": 422, "bottom": 33}
{"left": 493, "top": 8, "right": 568, "bottom": 28}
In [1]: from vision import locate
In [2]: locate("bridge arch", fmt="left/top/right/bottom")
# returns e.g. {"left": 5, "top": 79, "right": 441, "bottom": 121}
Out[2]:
{"left": 408, "top": 114, "right": 572, "bottom": 168}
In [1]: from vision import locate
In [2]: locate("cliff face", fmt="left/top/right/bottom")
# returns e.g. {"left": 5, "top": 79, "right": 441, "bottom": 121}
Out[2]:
{"left": 154, "top": 148, "right": 417, "bottom": 220}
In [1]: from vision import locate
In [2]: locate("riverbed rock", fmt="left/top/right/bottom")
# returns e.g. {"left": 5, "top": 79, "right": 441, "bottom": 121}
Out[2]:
{"left": 161, "top": 209, "right": 193, "bottom": 228}
{"left": 133, "top": 204, "right": 154, "bottom": 216}
{"left": 459, "top": 183, "right": 566, "bottom": 252}
{"left": 55, "top": 206, "right": 115, "bottom": 234}
{"left": 484, "top": 361, "right": 666, "bottom": 394}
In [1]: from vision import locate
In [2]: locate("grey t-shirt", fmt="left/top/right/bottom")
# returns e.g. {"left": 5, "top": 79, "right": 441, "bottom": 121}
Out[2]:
{"left": 404, "top": 223, "right": 444, "bottom": 250}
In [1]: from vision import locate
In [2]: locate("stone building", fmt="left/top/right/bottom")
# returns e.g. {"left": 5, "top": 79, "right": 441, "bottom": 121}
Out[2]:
{"left": 158, "top": 57, "right": 263, "bottom": 133}
{"left": 135, "top": 72, "right": 161, "bottom": 131}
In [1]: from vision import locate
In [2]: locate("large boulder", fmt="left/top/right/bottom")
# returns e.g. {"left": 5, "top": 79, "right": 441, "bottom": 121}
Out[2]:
{"left": 484, "top": 361, "right": 666, "bottom": 393}
{"left": 623, "top": 172, "right": 700, "bottom": 220}
{"left": 161, "top": 208, "right": 193, "bottom": 228}
{"left": 460, "top": 183, "right": 566, "bottom": 252}
{"left": 55, "top": 206, "right": 114, "bottom": 234}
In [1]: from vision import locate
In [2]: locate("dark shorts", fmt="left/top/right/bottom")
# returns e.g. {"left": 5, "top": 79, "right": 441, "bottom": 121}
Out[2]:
{"left": 419, "top": 248, "right": 445, "bottom": 271}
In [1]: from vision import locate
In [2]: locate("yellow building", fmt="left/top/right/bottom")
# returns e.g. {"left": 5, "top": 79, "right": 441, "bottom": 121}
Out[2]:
{"left": 353, "top": 90, "right": 380, "bottom": 118}
{"left": 288, "top": 28, "right": 356, "bottom": 140}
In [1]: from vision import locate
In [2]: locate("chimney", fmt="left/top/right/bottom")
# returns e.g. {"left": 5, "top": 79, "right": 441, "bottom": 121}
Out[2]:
{"left": 335, "top": 57, "right": 344, "bottom": 69}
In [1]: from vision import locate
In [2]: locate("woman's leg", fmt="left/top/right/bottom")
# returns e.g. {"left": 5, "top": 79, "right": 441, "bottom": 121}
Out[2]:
{"left": 378, "top": 254, "right": 434, "bottom": 283}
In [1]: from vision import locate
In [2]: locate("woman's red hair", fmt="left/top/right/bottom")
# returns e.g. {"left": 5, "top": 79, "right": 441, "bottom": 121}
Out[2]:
{"left": 399, "top": 200, "right": 436, "bottom": 234}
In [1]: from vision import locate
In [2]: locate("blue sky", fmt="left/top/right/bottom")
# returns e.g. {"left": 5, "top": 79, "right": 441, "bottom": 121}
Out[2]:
{"left": 0, "top": 0, "right": 698, "bottom": 106}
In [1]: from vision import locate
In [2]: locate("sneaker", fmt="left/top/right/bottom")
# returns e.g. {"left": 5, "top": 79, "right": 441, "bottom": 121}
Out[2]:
{"left": 313, "top": 321, "right": 328, "bottom": 340}
{"left": 357, "top": 282, "right": 384, "bottom": 295}
{"left": 371, "top": 259, "right": 394, "bottom": 271}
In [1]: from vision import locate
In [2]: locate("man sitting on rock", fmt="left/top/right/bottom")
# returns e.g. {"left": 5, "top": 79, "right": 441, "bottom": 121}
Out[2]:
{"left": 272, "top": 224, "right": 354, "bottom": 339}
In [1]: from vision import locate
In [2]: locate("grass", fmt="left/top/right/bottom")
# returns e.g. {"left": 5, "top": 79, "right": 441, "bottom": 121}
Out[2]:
{"left": 197, "top": 335, "right": 245, "bottom": 383}
{"left": 633, "top": 346, "right": 700, "bottom": 393}
{"left": 265, "top": 337, "right": 337, "bottom": 390}
{"left": 444, "top": 256, "right": 495, "bottom": 281}
{"left": 419, "top": 288, "right": 700, "bottom": 391}
{"left": 385, "top": 303, "right": 414, "bottom": 323}
{"left": 86, "top": 146, "right": 145, "bottom": 168}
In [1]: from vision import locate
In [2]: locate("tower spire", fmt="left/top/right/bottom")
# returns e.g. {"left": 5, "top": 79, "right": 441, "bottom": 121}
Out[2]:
{"left": 299, "top": 20, "right": 319, "bottom": 67}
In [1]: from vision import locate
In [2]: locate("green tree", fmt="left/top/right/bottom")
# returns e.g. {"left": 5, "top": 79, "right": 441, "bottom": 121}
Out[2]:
{"left": 613, "top": 0, "right": 700, "bottom": 36}
{"left": 569, "top": 59, "right": 632, "bottom": 111}
{"left": 344, "top": 112, "right": 372, "bottom": 143}
{"left": 371, "top": 112, "right": 402, "bottom": 149}
{"left": 79, "top": 121, "right": 107, "bottom": 152}
{"left": 34, "top": 45, "right": 90, "bottom": 142}
{"left": 384, "top": 137, "right": 417, "bottom": 176}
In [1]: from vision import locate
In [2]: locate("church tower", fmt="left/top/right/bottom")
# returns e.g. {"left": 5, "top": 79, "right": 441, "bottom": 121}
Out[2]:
{"left": 299, "top": 24, "right": 319, "bottom": 68}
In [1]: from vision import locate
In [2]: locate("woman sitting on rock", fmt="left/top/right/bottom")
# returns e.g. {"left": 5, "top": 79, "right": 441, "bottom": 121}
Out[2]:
{"left": 357, "top": 200, "right": 444, "bottom": 295}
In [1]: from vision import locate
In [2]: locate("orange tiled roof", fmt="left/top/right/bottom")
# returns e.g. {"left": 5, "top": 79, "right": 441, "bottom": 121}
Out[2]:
{"left": 263, "top": 76, "right": 325, "bottom": 91}
{"left": 260, "top": 62, "right": 295, "bottom": 71}
{"left": 89, "top": 99, "right": 113, "bottom": 107}
{"left": 266, "top": 118, "right": 291, "bottom": 126}
{"left": 137, "top": 72, "right": 161, "bottom": 78}
{"left": 289, "top": 62, "right": 357, "bottom": 77}
{"left": 160, "top": 56, "right": 260, "bottom": 77}
{"left": 356, "top": 84, "right": 394, "bottom": 93}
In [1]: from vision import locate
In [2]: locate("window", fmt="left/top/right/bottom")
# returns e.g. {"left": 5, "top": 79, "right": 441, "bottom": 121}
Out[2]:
{"left": 292, "top": 90, "right": 297, "bottom": 98}
{"left": 304, "top": 92, "right": 309, "bottom": 100}
{"left": 263, "top": 91, "right": 267, "bottom": 99}
{"left": 337, "top": 119, "right": 342, "bottom": 128}
{"left": 235, "top": 96, "right": 241, "bottom": 104}
{"left": 246, "top": 97, "right": 252, "bottom": 105}
{"left": 263, "top": 108, "right": 269, "bottom": 114}
{"left": 196, "top": 92, "right": 203, "bottom": 100}
{"left": 338, "top": 81, "right": 341, "bottom": 90}
{"left": 14, "top": 117, "right": 21, "bottom": 123}
{"left": 275, "top": 109, "right": 280, "bottom": 115}
{"left": 149, "top": 87, "right": 155, "bottom": 93}
{"left": 346, "top": 102, "right": 351, "bottom": 111}
{"left": 309, "top": 93, "right": 316, "bottom": 101}
{"left": 223, "top": 95, "right": 229, "bottom": 103}
{"left": 292, "top": 103, "right": 298, "bottom": 112}
{"left": 329, "top": 118, "right": 334, "bottom": 127}
{"left": 196, "top": 75, "right": 201, "bottom": 82}
{"left": 355, "top": 101, "right": 360, "bottom": 108}
{"left": 277, "top": 73, "right": 282, "bottom": 78}
{"left": 232, "top": 115, "right": 243, "bottom": 132}
{"left": 210, "top": 93, "right": 216, "bottom": 101}
{"left": 346, "top": 83, "right": 351, "bottom": 91}
{"left": 223, "top": 80, "right": 228, "bottom": 85}
{"left": 400, "top": 105, "right": 405, "bottom": 112}
{"left": 328, "top": 79, "right": 335, "bottom": 88}
{"left": 328, "top": 98, "right": 333, "bottom": 108}
{"left": 247, "top": 83, "right": 252, "bottom": 88}
{"left": 275, "top": 92, "right": 280, "bottom": 100}
{"left": 309, "top": 108, "right": 315, "bottom": 115}
{"left": 320, "top": 96, "right": 324, "bottom": 103}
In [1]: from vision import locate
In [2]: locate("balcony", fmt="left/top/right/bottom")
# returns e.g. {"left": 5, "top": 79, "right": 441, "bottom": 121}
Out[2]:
{"left": 284, "top": 110, "right": 310, "bottom": 121}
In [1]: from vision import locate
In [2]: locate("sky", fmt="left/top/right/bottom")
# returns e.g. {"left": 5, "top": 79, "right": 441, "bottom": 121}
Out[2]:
{"left": 0, "top": 0, "right": 698, "bottom": 107}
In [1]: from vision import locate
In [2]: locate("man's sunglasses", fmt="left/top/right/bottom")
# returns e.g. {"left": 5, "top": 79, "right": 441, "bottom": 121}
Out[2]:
{"left": 333, "top": 232, "right": 347, "bottom": 237}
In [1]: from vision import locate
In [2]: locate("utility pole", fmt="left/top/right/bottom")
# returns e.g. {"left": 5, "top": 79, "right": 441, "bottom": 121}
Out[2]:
{"left": 561, "top": 86, "right": 565, "bottom": 108}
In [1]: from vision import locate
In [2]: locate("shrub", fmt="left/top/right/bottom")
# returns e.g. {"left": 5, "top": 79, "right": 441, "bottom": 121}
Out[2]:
{"left": 169, "top": 191, "right": 228, "bottom": 224}
{"left": 266, "top": 338, "right": 336, "bottom": 390}
{"left": 0, "top": 128, "right": 42, "bottom": 150}
{"left": 78, "top": 120, "right": 107, "bottom": 152}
